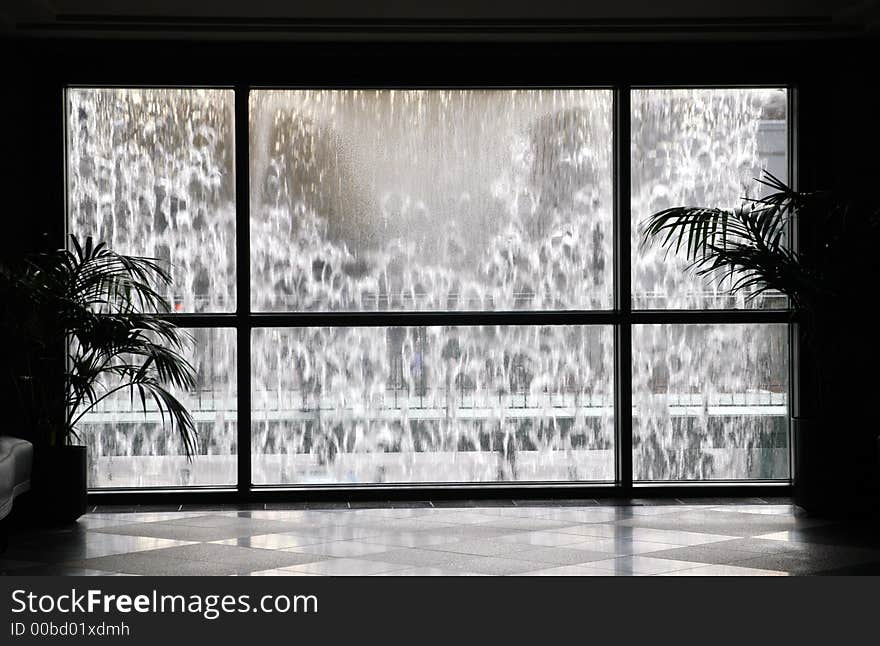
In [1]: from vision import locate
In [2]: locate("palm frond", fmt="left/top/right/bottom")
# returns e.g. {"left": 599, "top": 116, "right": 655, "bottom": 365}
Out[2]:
{"left": 24, "top": 235, "right": 173, "bottom": 315}
{"left": 11, "top": 235, "right": 200, "bottom": 458}
{"left": 641, "top": 171, "right": 813, "bottom": 305}
{"left": 69, "top": 375, "right": 198, "bottom": 460}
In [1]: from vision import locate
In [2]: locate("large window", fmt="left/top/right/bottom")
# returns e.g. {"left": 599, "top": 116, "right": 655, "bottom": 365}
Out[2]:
{"left": 66, "top": 86, "right": 790, "bottom": 490}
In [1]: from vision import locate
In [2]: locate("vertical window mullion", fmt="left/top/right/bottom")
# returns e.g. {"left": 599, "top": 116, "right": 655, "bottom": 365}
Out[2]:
{"left": 235, "top": 84, "right": 252, "bottom": 495}
{"left": 787, "top": 84, "right": 799, "bottom": 484}
{"left": 614, "top": 86, "right": 633, "bottom": 490}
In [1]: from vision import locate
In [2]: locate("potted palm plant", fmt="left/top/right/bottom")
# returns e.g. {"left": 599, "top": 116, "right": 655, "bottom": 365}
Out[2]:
{"left": 2, "top": 236, "right": 198, "bottom": 522}
{"left": 642, "top": 172, "right": 880, "bottom": 512}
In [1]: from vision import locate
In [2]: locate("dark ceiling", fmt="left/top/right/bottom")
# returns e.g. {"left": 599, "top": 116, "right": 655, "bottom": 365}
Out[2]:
{"left": 2, "top": 0, "right": 879, "bottom": 41}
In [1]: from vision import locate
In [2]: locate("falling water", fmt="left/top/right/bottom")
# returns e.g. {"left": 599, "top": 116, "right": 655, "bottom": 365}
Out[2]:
{"left": 249, "top": 90, "right": 614, "bottom": 312}
{"left": 630, "top": 89, "right": 790, "bottom": 480}
{"left": 67, "top": 88, "right": 236, "bottom": 312}
{"left": 67, "top": 89, "right": 238, "bottom": 486}
{"left": 67, "top": 87, "right": 788, "bottom": 487}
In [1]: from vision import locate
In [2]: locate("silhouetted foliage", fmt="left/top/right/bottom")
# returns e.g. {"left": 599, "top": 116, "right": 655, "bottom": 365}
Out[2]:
{"left": 1, "top": 236, "right": 198, "bottom": 457}
{"left": 642, "top": 171, "right": 880, "bottom": 314}
{"left": 642, "top": 172, "right": 880, "bottom": 413}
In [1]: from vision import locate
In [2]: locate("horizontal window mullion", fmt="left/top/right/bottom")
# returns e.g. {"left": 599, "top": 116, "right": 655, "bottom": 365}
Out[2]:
{"left": 629, "top": 310, "right": 792, "bottom": 324}
{"left": 151, "top": 310, "right": 792, "bottom": 327}
{"left": 150, "top": 310, "right": 791, "bottom": 327}
{"left": 247, "top": 311, "right": 620, "bottom": 327}
{"left": 154, "top": 313, "right": 240, "bottom": 327}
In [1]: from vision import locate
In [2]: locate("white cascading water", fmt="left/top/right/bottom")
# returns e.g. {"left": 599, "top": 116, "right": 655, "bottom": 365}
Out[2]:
{"left": 67, "top": 87, "right": 788, "bottom": 487}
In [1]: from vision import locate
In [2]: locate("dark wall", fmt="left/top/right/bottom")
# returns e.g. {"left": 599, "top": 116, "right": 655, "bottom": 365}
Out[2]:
{"left": 0, "top": 35, "right": 877, "bottom": 264}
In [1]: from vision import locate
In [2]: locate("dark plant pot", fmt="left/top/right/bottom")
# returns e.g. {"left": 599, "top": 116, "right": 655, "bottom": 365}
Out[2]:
{"left": 33, "top": 445, "right": 88, "bottom": 524}
{"left": 794, "top": 416, "right": 827, "bottom": 511}
{"left": 794, "top": 417, "right": 880, "bottom": 515}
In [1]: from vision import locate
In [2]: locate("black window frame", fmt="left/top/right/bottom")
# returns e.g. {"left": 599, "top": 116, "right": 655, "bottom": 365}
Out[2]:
{"left": 64, "top": 81, "right": 796, "bottom": 503}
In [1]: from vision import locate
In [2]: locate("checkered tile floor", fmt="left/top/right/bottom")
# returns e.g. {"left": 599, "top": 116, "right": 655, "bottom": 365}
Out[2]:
{"left": 3, "top": 500, "right": 880, "bottom": 576}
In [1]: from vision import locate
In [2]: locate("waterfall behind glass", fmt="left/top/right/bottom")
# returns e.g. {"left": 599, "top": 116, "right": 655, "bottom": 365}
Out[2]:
{"left": 66, "top": 87, "right": 788, "bottom": 487}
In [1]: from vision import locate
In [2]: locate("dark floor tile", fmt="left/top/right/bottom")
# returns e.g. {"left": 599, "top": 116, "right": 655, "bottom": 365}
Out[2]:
{"left": 753, "top": 539, "right": 880, "bottom": 563}
{"left": 710, "top": 537, "right": 814, "bottom": 555}
{"left": 131, "top": 505, "right": 186, "bottom": 512}
{"left": 263, "top": 502, "right": 350, "bottom": 511}
{"left": 179, "top": 503, "right": 265, "bottom": 512}
{"left": 4, "top": 527, "right": 184, "bottom": 560}
{"left": 616, "top": 510, "right": 829, "bottom": 537}
{"left": 413, "top": 524, "right": 522, "bottom": 540}
{"left": 467, "top": 499, "right": 519, "bottom": 507}
{"left": 646, "top": 544, "right": 760, "bottom": 566}
{"left": 0, "top": 558, "right": 45, "bottom": 573}
{"left": 676, "top": 497, "right": 769, "bottom": 505}
{"left": 512, "top": 499, "right": 598, "bottom": 507}
{"left": 70, "top": 543, "right": 326, "bottom": 576}
{"left": 629, "top": 498, "right": 687, "bottom": 506}
{"left": 284, "top": 558, "right": 410, "bottom": 576}
{"left": 7, "top": 525, "right": 86, "bottom": 543}
{"left": 446, "top": 556, "right": 546, "bottom": 575}
{"left": 348, "top": 501, "right": 387, "bottom": 510}
{"left": 763, "top": 523, "right": 880, "bottom": 550}
{"left": 4, "top": 541, "right": 184, "bottom": 564}
{"left": 148, "top": 542, "right": 326, "bottom": 568}
{"left": 593, "top": 498, "right": 681, "bottom": 507}
{"left": 92, "top": 505, "right": 184, "bottom": 513}
{"left": 349, "top": 517, "right": 448, "bottom": 532}
{"left": 514, "top": 546, "right": 612, "bottom": 566}
{"left": 760, "top": 497, "right": 797, "bottom": 505}
{"left": 90, "top": 522, "right": 251, "bottom": 542}
{"left": 164, "top": 514, "right": 288, "bottom": 529}
{"left": 67, "top": 552, "right": 243, "bottom": 576}
{"left": 423, "top": 538, "right": 533, "bottom": 557}
{"left": 732, "top": 547, "right": 880, "bottom": 575}
{"left": 305, "top": 502, "right": 351, "bottom": 510}
{"left": 91, "top": 505, "right": 145, "bottom": 513}
{"left": 429, "top": 499, "right": 518, "bottom": 508}
{"left": 264, "top": 502, "right": 310, "bottom": 510}
{"left": 227, "top": 510, "right": 267, "bottom": 519}
{"left": 8, "top": 565, "right": 120, "bottom": 576}
{"left": 811, "top": 561, "right": 880, "bottom": 575}
{"left": 94, "top": 515, "right": 328, "bottom": 542}
{"left": 358, "top": 548, "right": 461, "bottom": 567}
{"left": 9, "top": 519, "right": 86, "bottom": 534}
{"left": 481, "top": 517, "right": 579, "bottom": 532}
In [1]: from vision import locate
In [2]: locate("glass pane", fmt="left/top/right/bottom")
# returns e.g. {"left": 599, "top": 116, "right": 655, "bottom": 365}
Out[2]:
{"left": 632, "top": 324, "right": 789, "bottom": 481}
{"left": 250, "top": 89, "right": 613, "bottom": 312}
{"left": 67, "top": 88, "right": 236, "bottom": 313}
{"left": 252, "top": 325, "right": 613, "bottom": 484}
{"left": 632, "top": 88, "right": 788, "bottom": 309}
{"left": 84, "top": 328, "right": 237, "bottom": 488}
